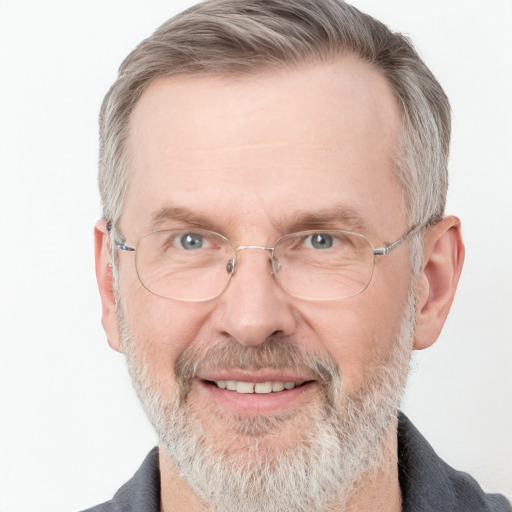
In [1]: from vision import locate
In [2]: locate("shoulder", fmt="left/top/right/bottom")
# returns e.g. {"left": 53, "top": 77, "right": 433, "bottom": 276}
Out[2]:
{"left": 80, "top": 501, "right": 120, "bottom": 512}
{"left": 398, "top": 412, "right": 511, "bottom": 512}
{"left": 79, "top": 448, "right": 161, "bottom": 512}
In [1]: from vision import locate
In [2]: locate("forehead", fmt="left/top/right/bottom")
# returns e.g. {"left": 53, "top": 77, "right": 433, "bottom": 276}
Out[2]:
{"left": 123, "top": 57, "right": 405, "bottom": 239}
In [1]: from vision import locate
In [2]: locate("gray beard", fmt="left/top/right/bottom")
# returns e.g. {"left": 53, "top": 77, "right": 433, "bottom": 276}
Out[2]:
{"left": 118, "top": 290, "right": 415, "bottom": 512}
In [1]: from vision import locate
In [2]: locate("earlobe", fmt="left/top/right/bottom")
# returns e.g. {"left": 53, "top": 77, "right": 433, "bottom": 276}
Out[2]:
{"left": 94, "top": 219, "right": 122, "bottom": 353}
{"left": 413, "top": 216, "right": 465, "bottom": 350}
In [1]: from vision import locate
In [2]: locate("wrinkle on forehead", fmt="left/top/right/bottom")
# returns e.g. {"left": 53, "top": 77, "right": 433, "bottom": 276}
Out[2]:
{"left": 161, "top": 141, "right": 354, "bottom": 153}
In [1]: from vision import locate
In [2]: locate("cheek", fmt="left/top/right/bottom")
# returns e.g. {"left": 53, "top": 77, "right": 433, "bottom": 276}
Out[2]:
{"left": 300, "top": 285, "right": 410, "bottom": 395}
{"left": 120, "top": 288, "right": 214, "bottom": 388}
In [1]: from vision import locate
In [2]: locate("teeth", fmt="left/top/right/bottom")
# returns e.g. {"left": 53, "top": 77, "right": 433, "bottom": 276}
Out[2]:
{"left": 254, "top": 382, "right": 272, "bottom": 394}
{"left": 214, "top": 380, "right": 297, "bottom": 393}
{"left": 236, "top": 382, "right": 254, "bottom": 394}
{"left": 272, "top": 381, "right": 285, "bottom": 392}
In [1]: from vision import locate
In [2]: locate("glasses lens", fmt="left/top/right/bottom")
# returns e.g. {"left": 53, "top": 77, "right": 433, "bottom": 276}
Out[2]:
{"left": 135, "top": 230, "right": 234, "bottom": 301}
{"left": 273, "top": 231, "right": 375, "bottom": 300}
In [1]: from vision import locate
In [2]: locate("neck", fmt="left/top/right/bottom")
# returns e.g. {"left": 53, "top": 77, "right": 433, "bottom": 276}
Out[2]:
{"left": 159, "top": 424, "right": 402, "bottom": 512}
{"left": 159, "top": 451, "right": 209, "bottom": 512}
{"left": 335, "top": 425, "right": 403, "bottom": 512}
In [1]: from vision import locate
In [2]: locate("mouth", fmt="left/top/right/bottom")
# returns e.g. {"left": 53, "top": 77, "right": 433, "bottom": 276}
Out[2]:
{"left": 196, "top": 374, "right": 317, "bottom": 415}
{"left": 206, "top": 379, "right": 309, "bottom": 394}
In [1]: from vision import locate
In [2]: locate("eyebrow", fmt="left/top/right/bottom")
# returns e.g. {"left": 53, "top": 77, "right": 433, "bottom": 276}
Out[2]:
{"left": 149, "top": 205, "right": 369, "bottom": 235}
{"left": 149, "top": 206, "right": 214, "bottom": 230}
{"left": 278, "top": 207, "right": 370, "bottom": 234}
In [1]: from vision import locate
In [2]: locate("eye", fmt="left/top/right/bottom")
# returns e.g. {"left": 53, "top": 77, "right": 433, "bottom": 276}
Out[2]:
{"left": 175, "top": 232, "right": 208, "bottom": 250}
{"left": 304, "top": 233, "right": 335, "bottom": 249}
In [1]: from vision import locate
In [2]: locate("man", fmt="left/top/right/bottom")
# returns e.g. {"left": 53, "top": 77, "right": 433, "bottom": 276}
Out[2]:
{"left": 87, "top": 0, "right": 510, "bottom": 511}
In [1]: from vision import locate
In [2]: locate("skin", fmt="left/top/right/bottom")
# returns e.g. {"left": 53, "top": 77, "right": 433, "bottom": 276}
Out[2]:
{"left": 95, "top": 57, "right": 464, "bottom": 511}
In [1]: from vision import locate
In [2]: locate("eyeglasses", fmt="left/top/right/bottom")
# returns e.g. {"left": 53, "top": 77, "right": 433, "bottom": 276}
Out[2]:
{"left": 109, "top": 222, "right": 426, "bottom": 302}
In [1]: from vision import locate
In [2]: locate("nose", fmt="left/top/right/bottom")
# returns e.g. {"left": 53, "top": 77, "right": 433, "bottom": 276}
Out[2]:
{"left": 212, "top": 249, "right": 297, "bottom": 346}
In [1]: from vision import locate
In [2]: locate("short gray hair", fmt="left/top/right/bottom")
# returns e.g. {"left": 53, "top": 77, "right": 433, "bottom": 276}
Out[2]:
{"left": 99, "top": 0, "right": 450, "bottom": 236}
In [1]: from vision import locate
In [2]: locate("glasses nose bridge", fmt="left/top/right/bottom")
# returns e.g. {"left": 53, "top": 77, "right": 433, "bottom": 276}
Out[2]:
{"left": 230, "top": 244, "right": 276, "bottom": 275}
{"left": 235, "top": 244, "right": 274, "bottom": 254}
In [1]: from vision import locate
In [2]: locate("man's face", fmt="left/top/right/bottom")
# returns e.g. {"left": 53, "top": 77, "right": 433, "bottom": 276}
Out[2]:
{"left": 113, "top": 58, "right": 416, "bottom": 509}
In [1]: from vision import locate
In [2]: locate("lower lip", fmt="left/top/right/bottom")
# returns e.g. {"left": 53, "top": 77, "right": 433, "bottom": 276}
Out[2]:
{"left": 197, "top": 379, "right": 316, "bottom": 415}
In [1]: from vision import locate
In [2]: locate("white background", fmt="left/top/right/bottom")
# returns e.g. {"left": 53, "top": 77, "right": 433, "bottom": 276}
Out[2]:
{"left": 0, "top": 1, "right": 511, "bottom": 511}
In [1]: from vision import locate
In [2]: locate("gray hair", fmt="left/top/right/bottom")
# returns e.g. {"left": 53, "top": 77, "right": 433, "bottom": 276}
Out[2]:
{"left": 99, "top": 0, "right": 450, "bottom": 247}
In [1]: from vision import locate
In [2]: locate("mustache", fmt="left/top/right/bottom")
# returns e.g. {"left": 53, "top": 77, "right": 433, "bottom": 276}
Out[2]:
{"left": 175, "top": 336, "right": 341, "bottom": 387}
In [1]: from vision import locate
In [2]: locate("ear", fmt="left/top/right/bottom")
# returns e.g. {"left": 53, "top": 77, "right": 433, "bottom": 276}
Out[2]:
{"left": 94, "top": 219, "right": 122, "bottom": 353}
{"left": 413, "top": 216, "right": 465, "bottom": 350}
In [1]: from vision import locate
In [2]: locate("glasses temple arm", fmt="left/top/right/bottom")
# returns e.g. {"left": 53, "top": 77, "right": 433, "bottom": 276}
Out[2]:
{"left": 107, "top": 223, "right": 136, "bottom": 252}
{"left": 373, "top": 221, "right": 427, "bottom": 256}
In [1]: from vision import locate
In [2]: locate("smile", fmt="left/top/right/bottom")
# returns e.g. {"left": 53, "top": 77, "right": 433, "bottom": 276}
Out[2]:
{"left": 213, "top": 380, "right": 299, "bottom": 394}
{"left": 196, "top": 375, "right": 316, "bottom": 415}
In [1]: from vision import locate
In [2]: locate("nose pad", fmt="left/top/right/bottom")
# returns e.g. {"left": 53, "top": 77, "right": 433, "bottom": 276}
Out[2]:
{"left": 271, "top": 257, "right": 282, "bottom": 275}
{"left": 226, "top": 257, "right": 236, "bottom": 275}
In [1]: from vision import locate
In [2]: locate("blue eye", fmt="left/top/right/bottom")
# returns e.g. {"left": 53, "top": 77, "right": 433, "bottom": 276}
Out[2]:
{"left": 308, "top": 233, "right": 334, "bottom": 249}
{"left": 179, "top": 233, "right": 204, "bottom": 250}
